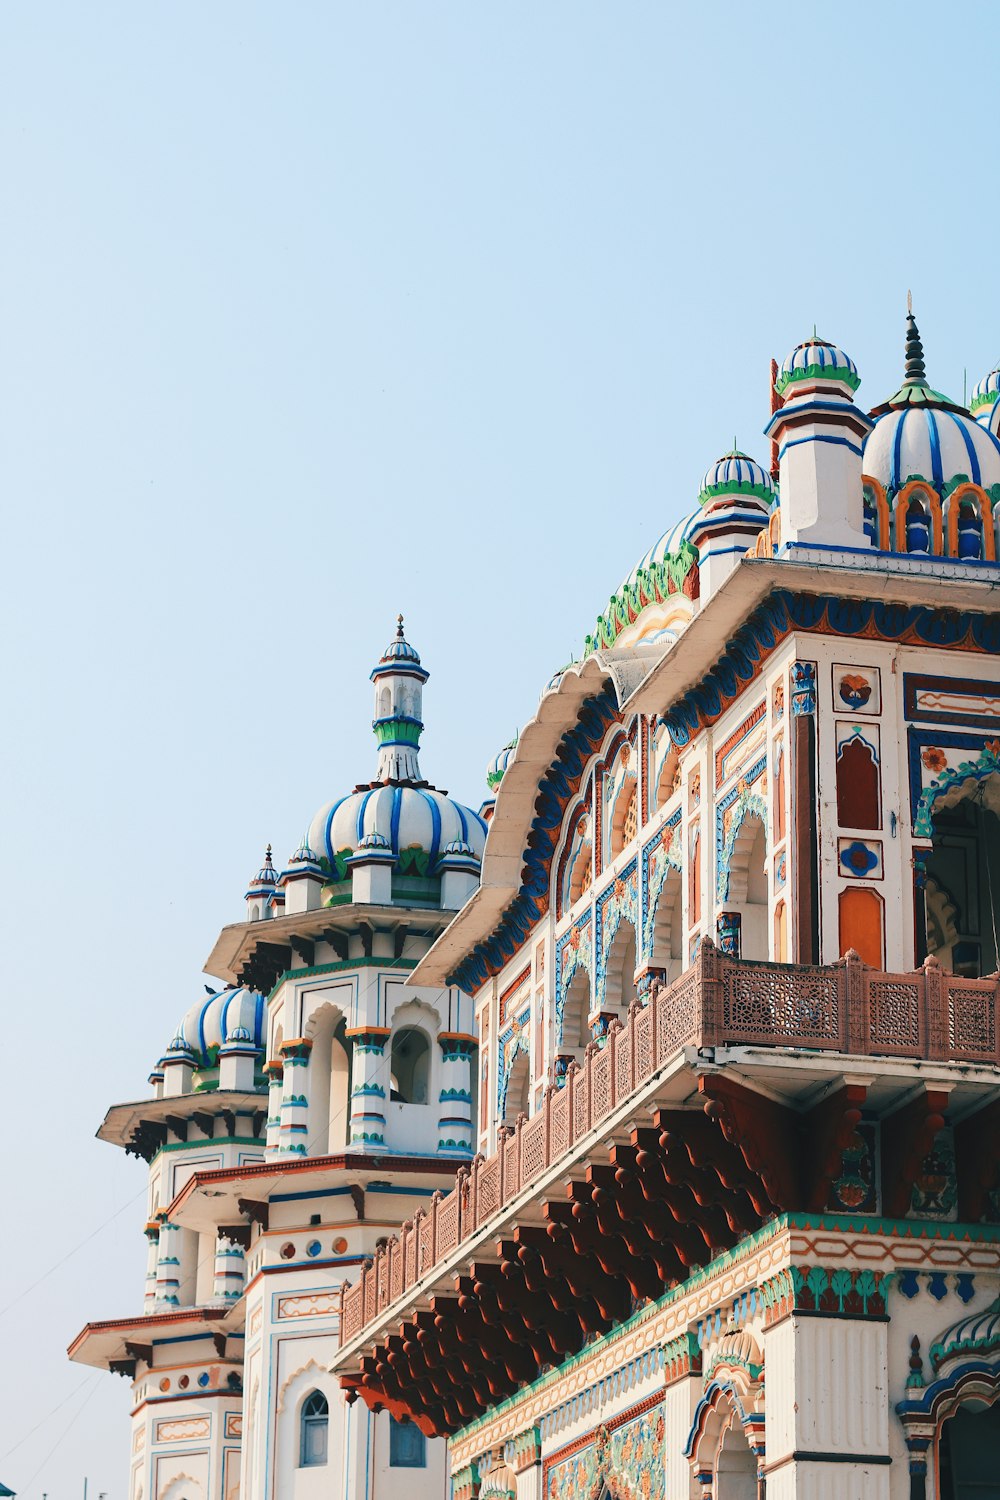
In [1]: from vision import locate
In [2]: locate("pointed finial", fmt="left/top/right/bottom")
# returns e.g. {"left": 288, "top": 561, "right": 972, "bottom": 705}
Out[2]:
{"left": 396, "top": 613, "right": 404, "bottom": 639}
{"left": 264, "top": 843, "right": 273, "bottom": 866}
{"left": 907, "top": 288, "right": 912, "bottom": 314}
{"left": 813, "top": 322, "right": 817, "bottom": 338}
{"left": 903, "top": 298, "right": 926, "bottom": 386}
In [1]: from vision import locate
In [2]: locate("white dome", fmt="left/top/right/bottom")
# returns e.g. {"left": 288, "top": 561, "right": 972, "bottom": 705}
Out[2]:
{"left": 308, "top": 784, "right": 487, "bottom": 879}
{"left": 971, "top": 366, "right": 1000, "bottom": 420}
{"left": 697, "top": 450, "right": 774, "bottom": 505}
{"left": 776, "top": 335, "right": 859, "bottom": 398}
{"left": 168, "top": 986, "right": 266, "bottom": 1070}
{"left": 863, "top": 405, "right": 1000, "bottom": 497}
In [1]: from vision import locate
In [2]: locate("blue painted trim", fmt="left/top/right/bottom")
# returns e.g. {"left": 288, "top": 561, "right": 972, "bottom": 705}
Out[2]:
{"left": 777, "top": 434, "right": 863, "bottom": 460}
{"left": 943, "top": 408, "right": 983, "bottom": 485}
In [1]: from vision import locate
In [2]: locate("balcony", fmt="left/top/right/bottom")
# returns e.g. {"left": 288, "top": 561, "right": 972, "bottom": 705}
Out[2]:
{"left": 334, "top": 942, "right": 1000, "bottom": 1434}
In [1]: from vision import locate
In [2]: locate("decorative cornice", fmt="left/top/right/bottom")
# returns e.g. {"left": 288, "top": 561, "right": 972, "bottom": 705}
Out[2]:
{"left": 448, "top": 687, "right": 621, "bottom": 994}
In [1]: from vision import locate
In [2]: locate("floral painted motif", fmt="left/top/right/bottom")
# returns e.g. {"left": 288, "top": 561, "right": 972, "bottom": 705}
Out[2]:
{"left": 546, "top": 1407, "right": 666, "bottom": 1500}
{"left": 641, "top": 816, "right": 682, "bottom": 959}
{"left": 921, "top": 746, "right": 947, "bottom": 773}
{"left": 839, "top": 673, "right": 873, "bottom": 710}
{"left": 838, "top": 839, "right": 881, "bottom": 878}
{"left": 594, "top": 861, "right": 638, "bottom": 1010}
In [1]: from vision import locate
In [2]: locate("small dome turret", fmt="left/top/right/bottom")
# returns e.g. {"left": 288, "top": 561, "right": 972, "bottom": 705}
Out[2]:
{"left": 697, "top": 450, "right": 774, "bottom": 508}
{"left": 776, "top": 335, "right": 860, "bottom": 400}
{"left": 970, "top": 365, "right": 1000, "bottom": 419}
{"left": 160, "top": 985, "right": 266, "bottom": 1074}
{"left": 303, "top": 624, "right": 486, "bottom": 906}
{"left": 246, "top": 844, "right": 277, "bottom": 897}
{"left": 486, "top": 734, "right": 518, "bottom": 792}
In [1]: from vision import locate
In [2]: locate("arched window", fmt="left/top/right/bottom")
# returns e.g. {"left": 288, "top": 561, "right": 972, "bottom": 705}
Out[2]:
{"left": 389, "top": 1414, "right": 427, "bottom": 1468}
{"left": 390, "top": 1027, "right": 430, "bottom": 1104}
{"left": 957, "top": 498, "right": 983, "bottom": 560}
{"left": 560, "top": 968, "right": 591, "bottom": 1052}
{"left": 503, "top": 1046, "right": 530, "bottom": 1125}
{"left": 300, "top": 1389, "right": 329, "bottom": 1467}
{"left": 603, "top": 918, "right": 637, "bottom": 1016}
{"left": 938, "top": 1401, "right": 1000, "bottom": 1497}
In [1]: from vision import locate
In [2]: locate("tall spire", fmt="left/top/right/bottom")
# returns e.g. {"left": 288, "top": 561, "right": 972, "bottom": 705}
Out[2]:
{"left": 370, "top": 617, "right": 429, "bottom": 784}
{"left": 904, "top": 293, "right": 927, "bottom": 388}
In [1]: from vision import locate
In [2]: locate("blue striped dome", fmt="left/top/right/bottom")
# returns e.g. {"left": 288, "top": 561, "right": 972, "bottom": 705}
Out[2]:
{"left": 697, "top": 451, "right": 774, "bottom": 507}
{"left": 487, "top": 734, "right": 518, "bottom": 792}
{"left": 622, "top": 509, "right": 700, "bottom": 590}
{"left": 931, "top": 1298, "right": 1000, "bottom": 1372}
{"left": 376, "top": 616, "right": 425, "bottom": 671}
{"left": 170, "top": 986, "right": 266, "bottom": 1071}
{"left": 971, "top": 366, "right": 1000, "bottom": 420}
{"left": 863, "top": 405, "right": 1000, "bottom": 498}
{"left": 307, "top": 784, "right": 487, "bottom": 878}
{"left": 776, "top": 336, "right": 859, "bottom": 397}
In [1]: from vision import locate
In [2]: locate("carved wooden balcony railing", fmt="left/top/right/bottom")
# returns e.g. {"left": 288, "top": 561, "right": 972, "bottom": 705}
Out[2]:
{"left": 339, "top": 942, "right": 1000, "bottom": 1347}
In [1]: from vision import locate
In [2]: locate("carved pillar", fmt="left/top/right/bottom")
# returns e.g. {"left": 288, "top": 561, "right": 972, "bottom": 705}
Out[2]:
{"left": 791, "top": 660, "right": 819, "bottom": 963}
{"left": 154, "top": 1219, "right": 183, "bottom": 1308}
{"left": 211, "top": 1233, "right": 246, "bottom": 1305}
{"left": 716, "top": 911, "right": 742, "bottom": 958}
{"left": 264, "top": 1055, "right": 283, "bottom": 1154}
{"left": 437, "top": 1033, "right": 475, "bottom": 1154}
{"left": 143, "top": 1221, "right": 160, "bottom": 1314}
{"left": 277, "top": 1038, "right": 312, "bottom": 1156}
{"left": 346, "top": 1027, "right": 390, "bottom": 1148}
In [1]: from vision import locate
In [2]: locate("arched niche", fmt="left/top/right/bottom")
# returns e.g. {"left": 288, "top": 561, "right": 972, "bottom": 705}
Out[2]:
{"left": 648, "top": 865, "right": 683, "bottom": 983}
{"left": 501, "top": 1041, "right": 530, "bottom": 1125}
{"left": 560, "top": 967, "right": 592, "bottom": 1054}
{"left": 602, "top": 916, "right": 637, "bottom": 1016}
{"left": 390, "top": 1027, "right": 431, "bottom": 1104}
{"left": 304, "top": 1002, "right": 351, "bottom": 1156}
{"left": 836, "top": 732, "right": 881, "bottom": 830}
{"left": 724, "top": 810, "right": 768, "bottom": 961}
{"left": 686, "top": 1372, "right": 764, "bottom": 1500}
{"left": 897, "top": 1325, "right": 1000, "bottom": 1500}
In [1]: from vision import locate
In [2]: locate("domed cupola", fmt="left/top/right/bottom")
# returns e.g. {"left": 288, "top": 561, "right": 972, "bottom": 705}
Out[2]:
{"left": 864, "top": 305, "right": 1000, "bottom": 501}
{"left": 971, "top": 364, "right": 1000, "bottom": 439}
{"left": 686, "top": 449, "right": 775, "bottom": 598}
{"left": 245, "top": 843, "right": 282, "bottom": 921}
{"left": 696, "top": 450, "right": 774, "bottom": 508}
{"left": 169, "top": 984, "right": 269, "bottom": 1080}
{"left": 486, "top": 734, "right": 518, "bottom": 793}
{"left": 304, "top": 622, "right": 487, "bottom": 908}
{"left": 775, "top": 334, "right": 860, "bottom": 401}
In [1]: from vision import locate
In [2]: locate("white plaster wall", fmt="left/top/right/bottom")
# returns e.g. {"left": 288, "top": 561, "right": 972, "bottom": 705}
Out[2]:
{"left": 368, "top": 1408, "right": 449, "bottom": 1499}
{"left": 664, "top": 1378, "right": 700, "bottom": 1500}
{"left": 766, "top": 1458, "right": 891, "bottom": 1500}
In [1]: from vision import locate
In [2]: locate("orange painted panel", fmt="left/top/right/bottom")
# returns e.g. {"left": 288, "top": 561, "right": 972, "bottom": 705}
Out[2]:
{"left": 838, "top": 887, "right": 884, "bottom": 967}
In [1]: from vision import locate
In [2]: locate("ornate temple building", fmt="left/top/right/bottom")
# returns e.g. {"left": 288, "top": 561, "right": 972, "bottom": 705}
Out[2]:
{"left": 69, "top": 625, "right": 488, "bottom": 1499}
{"left": 73, "top": 310, "right": 1000, "bottom": 1498}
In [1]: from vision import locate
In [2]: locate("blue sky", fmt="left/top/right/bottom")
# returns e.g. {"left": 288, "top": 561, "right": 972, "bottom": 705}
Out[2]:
{"left": 3, "top": 2, "right": 999, "bottom": 1491}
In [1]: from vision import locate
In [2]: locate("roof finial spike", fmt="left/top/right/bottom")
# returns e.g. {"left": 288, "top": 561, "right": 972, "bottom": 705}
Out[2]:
{"left": 907, "top": 288, "right": 913, "bottom": 315}
{"left": 396, "top": 613, "right": 404, "bottom": 639}
{"left": 903, "top": 296, "right": 927, "bottom": 387}
{"left": 813, "top": 322, "right": 817, "bottom": 339}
